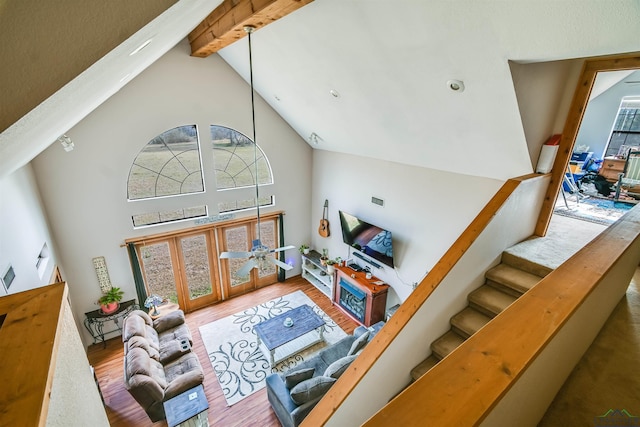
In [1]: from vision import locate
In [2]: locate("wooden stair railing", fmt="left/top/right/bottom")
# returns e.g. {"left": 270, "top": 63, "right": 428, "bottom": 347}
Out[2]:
{"left": 365, "top": 203, "right": 640, "bottom": 426}
{"left": 302, "top": 173, "right": 545, "bottom": 426}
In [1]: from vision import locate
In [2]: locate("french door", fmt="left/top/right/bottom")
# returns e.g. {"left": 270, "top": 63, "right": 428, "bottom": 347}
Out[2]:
{"left": 137, "top": 231, "right": 220, "bottom": 313}
{"left": 217, "top": 217, "right": 279, "bottom": 299}
{"left": 134, "top": 214, "right": 282, "bottom": 312}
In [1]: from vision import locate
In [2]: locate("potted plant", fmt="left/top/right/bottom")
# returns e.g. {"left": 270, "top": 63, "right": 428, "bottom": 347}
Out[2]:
{"left": 320, "top": 248, "right": 329, "bottom": 266}
{"left": 325, "top": 258, "right": 337, "bottom": 274}
{"left": 98, "top": 286, "right": 124, "bottom": 314}
{"left": 299, "top": 244, "right": 310, "bottom": 255}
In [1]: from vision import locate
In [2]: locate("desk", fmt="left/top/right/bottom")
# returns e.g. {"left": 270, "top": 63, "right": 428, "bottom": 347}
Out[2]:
{"left": 163, "top": 384, "right": 209, "bottom": 427}
{"left": 84, "top": 299, "right": 138, "bottom": 347}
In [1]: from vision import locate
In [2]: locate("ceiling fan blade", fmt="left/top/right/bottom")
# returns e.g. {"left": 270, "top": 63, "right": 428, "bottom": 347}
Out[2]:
{"left": 220, "top": 251, "right": 252, "bottom": 259}
{"left": 237, "top": 259, "right": 258, "bottom": 276}
{"left": 270, "top": 245, "right": 295, "bottom": 253}
{"left": 268, "top": 257, "right": 293, "bottom": 271}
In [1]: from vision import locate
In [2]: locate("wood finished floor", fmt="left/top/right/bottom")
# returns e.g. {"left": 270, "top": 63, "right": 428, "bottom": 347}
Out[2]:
{"left": 87, "top": 276, "right": 358, "bottom": 427}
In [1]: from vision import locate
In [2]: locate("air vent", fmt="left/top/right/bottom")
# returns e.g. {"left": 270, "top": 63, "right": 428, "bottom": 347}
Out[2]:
{"left": 371, "top": 196, "right": 384, "bottom": 206}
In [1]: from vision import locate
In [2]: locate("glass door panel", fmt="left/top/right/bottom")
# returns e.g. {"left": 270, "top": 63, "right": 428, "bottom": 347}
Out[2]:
{"left": 256, "top": 219, "right": 277, "bottom": 285}
{"left": 221, "top": 224, "right": 254, "bottom": 297}
{"left": 139, "top": 241, "right": 179, "bottom": 304}
{"left": 178, "top": 233, "right": 219, "bottom": 311}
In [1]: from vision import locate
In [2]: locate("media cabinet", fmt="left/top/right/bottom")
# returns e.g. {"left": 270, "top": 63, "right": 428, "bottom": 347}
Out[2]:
{"left": 333, "top": 265, "right": 389, "bottom": 327}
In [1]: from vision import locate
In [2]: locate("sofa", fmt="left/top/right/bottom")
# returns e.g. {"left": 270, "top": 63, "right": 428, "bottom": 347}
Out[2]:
{"left": 265, "top": 325, "right": 376, "bottom": 427}
{"left": 122, "top": 309, "right": 204, "bottom": 422}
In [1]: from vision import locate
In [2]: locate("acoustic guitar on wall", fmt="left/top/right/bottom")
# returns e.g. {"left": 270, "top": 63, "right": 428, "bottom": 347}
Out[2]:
{"left": 319, "top": 199, "right": 330, "bottom": 237}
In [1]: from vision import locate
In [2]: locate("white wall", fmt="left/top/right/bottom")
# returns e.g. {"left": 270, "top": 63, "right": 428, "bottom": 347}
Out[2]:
{"left": 0, "top": 164, "right": 58, "bottom": 294}
{"left": 575, "top": 69, "right": 640, "bottom": 158}
{"left": 510, "top": 59, "right": 580, "bottom": 169}
{"left": 310, "top": 150, "right": 503, "bottom": 309}
{"left": 46, "top": 299, "right": 110, "bottom": 426}
{"left": 32, "top": 40, "right": 312, "bottom": 345}
{"left": 324, "top": 175, "right": 550, "bottom": 427}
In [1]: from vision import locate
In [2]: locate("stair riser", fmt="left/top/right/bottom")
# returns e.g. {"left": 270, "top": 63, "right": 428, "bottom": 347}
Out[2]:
{"left": 501, "top": 252, "right": 553, "bottom": 277}
{"left": 468, "top": 301, "right": 500, "bottom": 318}
{"left": 486, "top": 279, "right": 526, "bottom": 298}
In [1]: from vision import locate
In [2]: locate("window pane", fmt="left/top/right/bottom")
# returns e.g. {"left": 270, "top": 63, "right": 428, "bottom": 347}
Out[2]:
{"left": 256, "top": 220, "right": 276, "bottom": 277}
{"left": 224, "top": 226, "right": 251, "bottom": 287}
{"left": 211, "top": 125, "right": 272, "bottom": 190}
{"left": 139, "top": 242, "right": 178, "bottom": 303}
{"left": 128, "top": 125, "right": 204, "bottom": 200}
{"left": 132, "top": 205, "right": 207, "bottom": 227}
{"left": 218, "top": 196, "right": 274, "bottom": 214}
{"left": 180, "top": 235, "right": 213, "bottom": 300}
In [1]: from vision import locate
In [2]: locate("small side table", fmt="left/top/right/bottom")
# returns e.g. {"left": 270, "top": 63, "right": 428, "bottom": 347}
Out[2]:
{"left": 84, "top": 299, "right": 138, "bottom": 347}
{"left": 149, "top": 302, "right": 180, "bottom": 320}
{"left": 163, "top": 384, "right": 209, "bottom": 427}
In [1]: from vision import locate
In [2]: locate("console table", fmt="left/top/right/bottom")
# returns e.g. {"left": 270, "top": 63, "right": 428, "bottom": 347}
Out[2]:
{"left": 334, "top": 266, "right": 389, "bottom": 327}
{"left": 84, "top": 299, "right": 138, "bottom": 347}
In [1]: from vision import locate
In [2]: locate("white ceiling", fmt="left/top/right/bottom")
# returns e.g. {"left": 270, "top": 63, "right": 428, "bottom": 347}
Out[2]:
{"left": 2, "top": 0, "right": 640, "bottom": 180}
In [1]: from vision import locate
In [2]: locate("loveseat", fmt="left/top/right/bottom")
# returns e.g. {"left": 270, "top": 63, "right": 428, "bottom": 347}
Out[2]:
{"left": 265, "top": 325, "right": 375, "bottom": 427}
{"left": 122, "top": 309, "right": 204, "bottom": 422}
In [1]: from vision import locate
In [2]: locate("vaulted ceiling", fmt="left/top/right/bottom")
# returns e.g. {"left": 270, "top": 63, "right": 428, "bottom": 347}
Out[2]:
{"left": 2, "top": 0, "right": 640, "bottom": 180}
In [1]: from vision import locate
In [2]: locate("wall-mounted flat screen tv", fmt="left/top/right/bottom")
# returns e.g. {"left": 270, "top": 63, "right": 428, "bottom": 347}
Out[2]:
{"left": 338, "top": 211, "right": 394, "bottom": 268}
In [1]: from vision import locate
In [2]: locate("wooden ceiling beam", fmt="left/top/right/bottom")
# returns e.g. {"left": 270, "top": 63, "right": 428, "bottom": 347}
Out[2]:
{"left": 189, "top": 0, "right": 314, "bottom": 57}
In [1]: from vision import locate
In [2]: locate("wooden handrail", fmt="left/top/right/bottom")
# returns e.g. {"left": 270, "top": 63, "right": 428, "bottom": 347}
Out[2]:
{"left": 0, "top": 283, "right": 67, "bottom": 425}
{"left": 302, "top": 173, "right": 542, "bottom": 426}
{"left": 366, "top": 204, "right": 640, "bottom": 425}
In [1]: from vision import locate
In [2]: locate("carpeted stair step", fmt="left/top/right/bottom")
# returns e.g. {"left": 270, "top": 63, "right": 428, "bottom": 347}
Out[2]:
{"left": 410, "top": 355, "right": 440, "bottom": 381}
{"left": 431, "top": 330, "right": 466, "bottom": 360}
{"left": 501, "top": 251, "right": 553, "bottom": 278}
{"left": 485, "top": 263, "right": 544, "bottom": 297}
{"left": 468, "top": 285, "right": 518, "bottom": 318}
{"left": 450, "top": 306, "right": 492, "bottom": 338}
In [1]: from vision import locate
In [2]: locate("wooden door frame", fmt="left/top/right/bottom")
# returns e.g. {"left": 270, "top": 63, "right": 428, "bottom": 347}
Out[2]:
{"left": 535, "top": 52, "right": 640, "bottom": 237}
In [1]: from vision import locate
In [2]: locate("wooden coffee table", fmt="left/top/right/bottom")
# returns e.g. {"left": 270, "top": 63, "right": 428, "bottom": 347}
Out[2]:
{"left": 253, "top": 304, "right": 326, "bottom": 367}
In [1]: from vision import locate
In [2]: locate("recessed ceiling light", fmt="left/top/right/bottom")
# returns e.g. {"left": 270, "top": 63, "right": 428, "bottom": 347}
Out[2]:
{"left": 129, "top": 39, "right": 153, "bottom": 56}
{"left": 447, "top": 80, "right": 465, "bottom": 92}
{"left": 329, "top": 89, "right": 340, "bottom": 98}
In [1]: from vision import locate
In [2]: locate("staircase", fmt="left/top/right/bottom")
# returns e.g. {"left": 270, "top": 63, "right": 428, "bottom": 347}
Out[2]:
{"left": 409, "top": 251, "right": 552, "bottom": 381}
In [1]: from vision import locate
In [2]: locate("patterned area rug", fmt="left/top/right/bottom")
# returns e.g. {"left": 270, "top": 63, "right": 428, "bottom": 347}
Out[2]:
{"left": 198, "top": 290, "right": 346, "bottom": 406}
{"left": 554, "top": 195, "right": 634, "bottom": 225}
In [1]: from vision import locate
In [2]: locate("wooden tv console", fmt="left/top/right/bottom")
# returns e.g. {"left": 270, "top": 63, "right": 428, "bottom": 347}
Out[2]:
{"left": 333, "top": 265, "right": 389, "bottom": 327}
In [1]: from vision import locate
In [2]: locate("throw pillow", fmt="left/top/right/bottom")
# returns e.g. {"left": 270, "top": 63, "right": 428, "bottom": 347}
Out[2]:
{"left": 347, "top": 330, "right": 370, "bottom": 356}
{"left": 285, "top": 367, "right": 315, "bottom": 389}
{"left": 290, "top": 376, "right": 336, "bottom": 405}
{"left": 324, "top": 355, "right": 357, "bottom": 379}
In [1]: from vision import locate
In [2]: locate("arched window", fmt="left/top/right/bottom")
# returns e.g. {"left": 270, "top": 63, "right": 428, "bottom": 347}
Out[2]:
{"left": 128, "top": 125, "right": 204, "bottom": 200}
{"left": 211, "top": 125, "right": 273, "bottom": 190}
{"left": 128, "top": 124, "right": 274, "bottom": 228}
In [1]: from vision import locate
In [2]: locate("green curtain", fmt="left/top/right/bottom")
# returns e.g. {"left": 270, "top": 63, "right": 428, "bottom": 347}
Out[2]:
{"left": 127, "top": 243, "right": 147, "bottom": 307}
{"left": 278, "top": 213, "right": 286, "bottom": 282}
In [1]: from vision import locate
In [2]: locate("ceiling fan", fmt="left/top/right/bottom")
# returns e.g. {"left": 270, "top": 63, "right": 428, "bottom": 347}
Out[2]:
{"left": 219, "top": 25, "right": 294, "bottom": 276}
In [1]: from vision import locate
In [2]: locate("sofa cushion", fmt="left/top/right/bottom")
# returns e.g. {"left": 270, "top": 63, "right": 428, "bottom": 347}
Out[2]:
{"left": 122, "top": 314, "right": 146, "bottom": 342}
{"left": 324, "top": 355, "right": 357, "bottom": 379}
{"left": 289, "top": 376, "right": 336, "bottom": 405}
{"left": 125, "top": 347, "right": 168, "bottom": 389}
{"left": 285, "top": 367, "right": 315, "bottom": 389}
{"left": 127, "top": 335, "right": 160, "bottom": 361}
{"left": 347, "top": 330, "right": 370, "bottom": 356}
{"left": 153, "top": 309, "right": 186, "bottom": 332}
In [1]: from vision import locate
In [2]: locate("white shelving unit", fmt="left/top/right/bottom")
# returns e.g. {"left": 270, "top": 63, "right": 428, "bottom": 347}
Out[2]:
{"left": 301, "top": 250, "right": 334, "bottom": 300}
